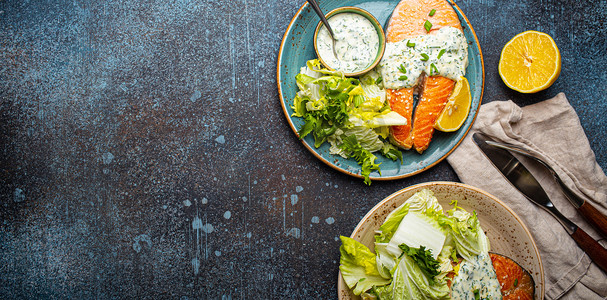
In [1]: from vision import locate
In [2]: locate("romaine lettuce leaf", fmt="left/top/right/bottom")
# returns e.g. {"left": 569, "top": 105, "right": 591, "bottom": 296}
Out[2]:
{"left": 375, "top": 254, "right": 449, "bottom": 300}
{"left": 292, "top": 59, "right": 406, "bottom": 185}
{"left": 341, "top": 189, "right": 493, "bottom": 298}
{"left": 339, "top": 134, "right": 381, "bottom": 185}
{"left": 339, "top": 236, "right": 391, "bottom": 295}
{"left": 388, "top": 212, "right": 446, "bottom": 260}
{"left": 375, "top": 202, "right": 410, "bottom": 244}
{"left": 344, "top": 126, "right": 384, "bottom": 153}
{"left": 441, "top": 204, "right": 490, "bottom": 261}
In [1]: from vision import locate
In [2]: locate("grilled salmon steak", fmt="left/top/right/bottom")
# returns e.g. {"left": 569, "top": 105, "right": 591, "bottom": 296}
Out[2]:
{"left": 385, "top": 0, "right": 463, "bottom": 153}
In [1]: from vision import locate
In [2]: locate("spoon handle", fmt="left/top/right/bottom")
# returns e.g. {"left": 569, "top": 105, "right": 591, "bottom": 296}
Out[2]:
{"left": 570, "top": 226, "right": 607, "bottom": 273}
{"left": 307, "top": 0, "right": 335, "bottom": 38}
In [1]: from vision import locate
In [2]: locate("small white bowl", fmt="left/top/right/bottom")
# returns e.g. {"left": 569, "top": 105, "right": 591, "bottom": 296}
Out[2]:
{"left": 313, "top": 7, "right": 386, "bottom": 77}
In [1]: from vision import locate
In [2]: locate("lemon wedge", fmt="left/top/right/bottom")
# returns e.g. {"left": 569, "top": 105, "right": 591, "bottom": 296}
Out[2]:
{"left": 498, "top": 31, "right": 561, "bottom": 93}
{"left": 434, "top": 77, "right": 471, "bottom": 132}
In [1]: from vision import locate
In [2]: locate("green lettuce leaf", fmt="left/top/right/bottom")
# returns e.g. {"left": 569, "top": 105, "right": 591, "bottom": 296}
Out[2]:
{"left": 360, "top": 70, "right": 385, "bottom": 103}
{"left": 344, "top": 126, "right": 384, "bottom": 153}
{"left": 292, "top": 59, "right": 406, "bottom": 185}
{"left": 375, "top": 189, "right": 442, "bottom": 244}
{"left": 342, "top": 189, "right": 493, "bottom": 299}
{"left": 375, "top": 202, "right": 410, "bottom": 244}
{"left": 441, "top": 203, "right": 490, "bottom": 261}
{"left": 397, "top": 254, "right": 450, "bottom": 299}
{"left": 375, "top": 253, "right": 449, "bottom": 300}
{"left": 387, "top": 212, "right": 446, "bottom": 261}
{"left": 374, "top": 242, "right": 397, "bottom": 279}
{"left": 340, "top": 134, "right": 381, "bottom": 185}
{"left": 381, "top": 142, "right": 403, "bottom": 163}
{"left": 339, "top": 236, "right": 391, "bottom": 295}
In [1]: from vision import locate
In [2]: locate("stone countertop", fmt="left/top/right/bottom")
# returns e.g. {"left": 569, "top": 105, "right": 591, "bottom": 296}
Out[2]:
{"left": 1, "top": 0, "right": 605, "bottom": 298}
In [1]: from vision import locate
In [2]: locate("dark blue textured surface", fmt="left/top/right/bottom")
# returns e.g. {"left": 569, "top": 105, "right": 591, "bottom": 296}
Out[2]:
{"left": 1, "top": 0, "right": 605, "bottom": 298}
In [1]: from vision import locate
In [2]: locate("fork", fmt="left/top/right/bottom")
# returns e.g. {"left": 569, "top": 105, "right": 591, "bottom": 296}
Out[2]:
{"left": 486, "top": 140, "right": 607, "bottom": 239}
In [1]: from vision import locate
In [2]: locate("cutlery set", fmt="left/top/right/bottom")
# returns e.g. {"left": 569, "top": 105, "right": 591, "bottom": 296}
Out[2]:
{"left": 473, "top": 132, "right": 607, "bottom": 272}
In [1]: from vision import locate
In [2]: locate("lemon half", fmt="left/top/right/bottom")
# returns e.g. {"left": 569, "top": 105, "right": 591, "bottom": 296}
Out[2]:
{"left": 498, "top": 31, "right": 561, "bottom": 93}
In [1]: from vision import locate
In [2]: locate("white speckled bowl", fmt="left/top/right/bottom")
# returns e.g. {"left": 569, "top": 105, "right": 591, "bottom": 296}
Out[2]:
{"left": 337, "top": 181, "right": 544, "bottom": 299}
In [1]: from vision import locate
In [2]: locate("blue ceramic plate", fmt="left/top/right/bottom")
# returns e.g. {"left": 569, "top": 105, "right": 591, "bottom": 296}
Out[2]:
{"left": 277, "top": 0, "right": 484, "bottom": 181}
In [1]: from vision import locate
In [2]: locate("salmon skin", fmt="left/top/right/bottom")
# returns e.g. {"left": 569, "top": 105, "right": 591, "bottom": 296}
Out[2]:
{"left": 385, "top": 0, "right": 462, "bottom": 153}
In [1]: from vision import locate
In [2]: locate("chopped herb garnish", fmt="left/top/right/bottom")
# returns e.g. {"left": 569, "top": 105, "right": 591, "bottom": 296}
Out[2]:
{"left": 424, "top": 20, "right": 432, "bottom": 32}
{"left": 473, "top": 289, "right": 480, "bottom": 300}
{"left": 420, "top": 53, "right": 429, "bottom": 61}
{"left": 437, "top": 49, "right": 446, "bottom": 59}
{"left": 430, "top": 63, "right": 438, "bottom": 75}
{"left": 399, "top": 75, "right": 408, "bottom": 81}
{"left": 399, "top": 244, "right": 440, "bottom": 284}
{"left": 375, "top": 77, "right": 382, "bottom": 84}
{"left": 406, "top": 40, "right": 416, "bottom": 47}
{"left": 398, "top": 64, "right": 407, "bottom": 73}
{"left": 429, "top": 9, "right": 436, "bottom": 16}
{"left": 514, "top": 278, "right": 518, "bottom": 287}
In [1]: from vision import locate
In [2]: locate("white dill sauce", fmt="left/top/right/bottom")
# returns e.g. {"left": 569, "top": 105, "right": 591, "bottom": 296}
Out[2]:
{"left": 451, "top": 253, "right": 503, "bottom": 300}
{"left": 378, "top": 26, "right": 468, "bottom": 89}
{"left": 316, "top": 13, "right": 380, "bottom": 73}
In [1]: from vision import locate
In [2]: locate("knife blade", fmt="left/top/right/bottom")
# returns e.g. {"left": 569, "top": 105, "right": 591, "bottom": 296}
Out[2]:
{"left": 472, "top": 132, "right": 607, "bottom": 272}
{"left": 484, "top": 139, "right": 607, "bottom": 239}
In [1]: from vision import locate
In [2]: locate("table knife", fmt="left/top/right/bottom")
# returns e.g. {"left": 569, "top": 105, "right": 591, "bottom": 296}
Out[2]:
{"left": 472, "top": 132, "right": 607, "bottom": 272}
{"left": 483, "top": 138, "right": 607, "bottom": 239}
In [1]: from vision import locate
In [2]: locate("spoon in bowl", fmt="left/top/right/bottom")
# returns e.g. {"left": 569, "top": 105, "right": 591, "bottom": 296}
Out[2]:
{"left": 307, "top": 0, "right": 339, "bottom": 59}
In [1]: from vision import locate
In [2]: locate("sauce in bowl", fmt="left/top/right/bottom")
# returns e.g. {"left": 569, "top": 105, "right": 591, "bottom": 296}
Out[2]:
{"left": 314, "top": 9, "right": 384, "bottom": 75}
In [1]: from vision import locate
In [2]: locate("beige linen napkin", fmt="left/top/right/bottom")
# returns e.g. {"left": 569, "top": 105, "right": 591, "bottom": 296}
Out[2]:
{"left": 447, "top": 93, "right": 607, "bottom": 299}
